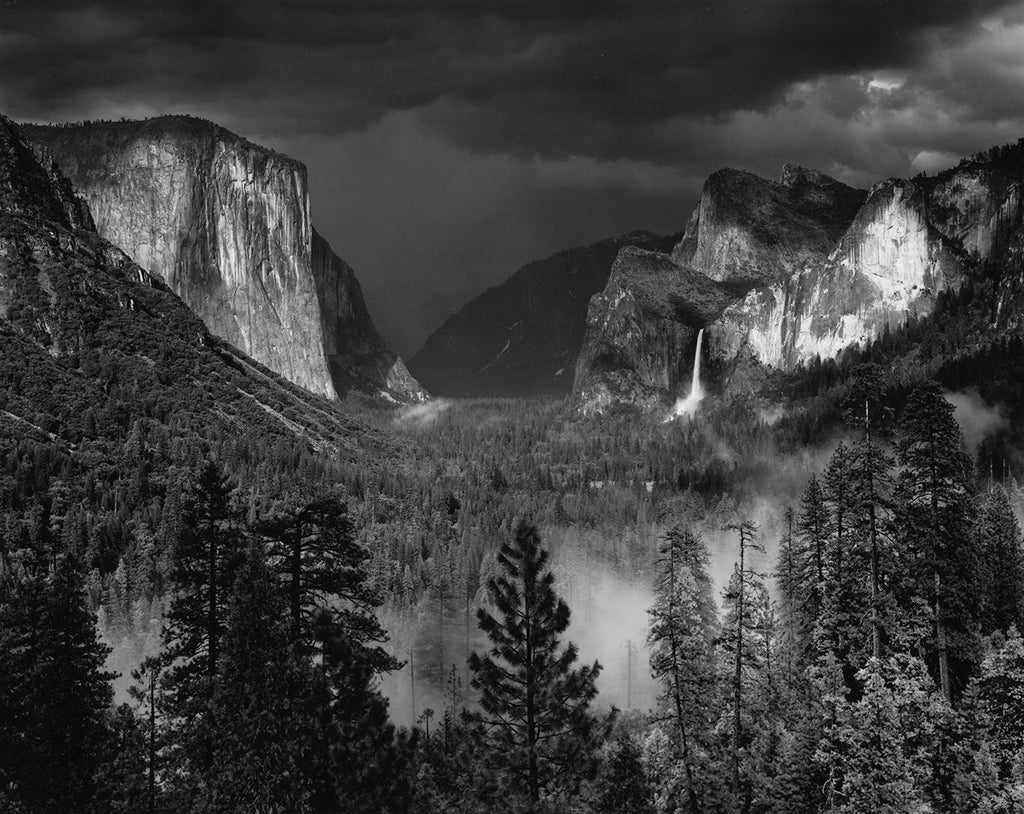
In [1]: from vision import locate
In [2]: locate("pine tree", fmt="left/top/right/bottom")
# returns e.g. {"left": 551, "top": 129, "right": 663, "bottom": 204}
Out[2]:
{"left": 719, "top": 519, "right": 765, "bottom": 813}
{"left": 818, "top": 654, "right": 941, "bottom": 814}
{"left": 975, "top": 485, "right": 1024, "bottom": 635}
{"left": 775, "top": 506, "right": 799, "bottom": 659}
{"left": 896, "top": 381, "right": 980, "bottom": 703}
{"left": 0, "top": 549, "right": 114, "bottom": 813}
{"left": 796, "top": 477, "right": 828, "bottom": 634}
{"left": 128, "top": 656, "right": 164, "bottom": 814}
{"left": 846, "top": 374, "right": 896, "bottom": 661}
{"left": 773, "top": 501, "right": 828, "bottom": 813}
{"left": 747, "top": 580, "right": 781, "bottom": 809}
{"left": 257, "top": 493, "right": 395, "bottom": 672}
{"left": 413, "top": 551, "right": 461, "bottom": 686}
{"left": 819, "top": 442, "right": 871, "bottom": 695}
{"left": 201, "top": 541, "right": 316, "bottom": 813}
{"left": 159, "top": 459, "right": 244, "bottom": 782}
{"left": 326, "top": 631, "right": 417, "bottom": 814}
{"left": 646, "top": 526, "right": 717, "bottom": 813}
{"left": 163, "top": 459, "right": 244, "bottom": 686}
{"left": 467, "top": 522, "right": 607, "bottom": 812}
{"left": 0, "top": 531, "right": 45, "bottom": 805}
{"left": 775, "top": 505, "right": 816, "bottom": 708}
{"left": 968, "top": 628, "right": 1024, "bottom": 782}
{"left": 92, "top": 705, "right": 149, "bottom": 814}
{"left": 592, "top": 736, "right": 654, "bottom": 814}
{"left": 770, "top": 710, "right": 826, "bottom": 814}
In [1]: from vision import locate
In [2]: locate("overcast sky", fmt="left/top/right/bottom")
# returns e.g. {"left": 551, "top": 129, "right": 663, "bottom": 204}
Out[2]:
{"left": 5, "top": 0, "right": 1024, "bottom": 356}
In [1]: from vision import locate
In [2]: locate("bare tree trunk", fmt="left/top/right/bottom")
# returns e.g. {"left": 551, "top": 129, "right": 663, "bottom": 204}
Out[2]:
{"left": 733, "top": 529, "right": 745, "bottom": 796}
{"left": 667, "top": 543, "right": 701, "bottom": 814}
{"left": 290, "top": 526, "right": 302, "bottom": 642}
{"left": 148, "top": 667, "right": 156, "bottom": 814}
{"left": 935, "top": 570, "right": 952, "bottom": 703}
{"left": 928, "top": 429, "right": 953, "bottom": 705}
{"left": 207, "top": 518, "right": 218, "bottom": 676}
{"left": 866, "top": 401, "right": 882, "bottom": 661}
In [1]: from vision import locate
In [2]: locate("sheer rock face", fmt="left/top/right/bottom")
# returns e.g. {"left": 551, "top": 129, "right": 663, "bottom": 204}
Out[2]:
{"left": 574, "top": 144, "right": 1024, "bottom": 411}
{"left": 0, "top": 114, "right": 394, "bottom": 456}
{"left": 409, "top": 230, "right": 677, "bottom": 397}
{"left": 709, "top": 178, "right": 964, "bottom": 370}
{"left": 24, "top": 117, "right": 426, "bottom": 403}
{"left": 311, "top": 228, "right": 427, "bottom": 402}
{"left": 672, "top": 165, "right": 866, "bottom": 288}
{"left": 572, "top": 248, "right": 731, "bottom": 413}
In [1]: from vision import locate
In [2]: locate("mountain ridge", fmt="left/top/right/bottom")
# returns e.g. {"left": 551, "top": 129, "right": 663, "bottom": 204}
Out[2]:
{"left": 409, "top": 230, "right": 679, "bottom": 397}
{"left": 573, "top": 140, "right": 1024, "bottom": 412}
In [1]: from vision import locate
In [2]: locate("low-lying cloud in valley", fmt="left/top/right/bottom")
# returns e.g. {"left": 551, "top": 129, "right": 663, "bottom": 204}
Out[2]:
{"left": 944, "top": 388, "right": 1009, "bottom": 453}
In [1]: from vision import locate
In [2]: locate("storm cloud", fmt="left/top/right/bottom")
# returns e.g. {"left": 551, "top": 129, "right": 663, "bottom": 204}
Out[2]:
{"left": 5, "top": 0, "right": 1024, "bottom": 355}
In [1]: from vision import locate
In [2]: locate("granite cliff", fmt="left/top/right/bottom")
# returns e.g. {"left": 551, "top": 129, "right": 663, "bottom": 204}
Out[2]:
{"left": 0, "top": 114, "right": 393, "bottom": 457}
{"left": 24, "top": 116, "right": 425, "bottom": 403}
{"left": 572, "top": 247, "right": 732, "bottom": 413}
{"left": 672, "top": 165, "right": 866, "bottom": 289}
{"left": 574, "top": 141, "right": 1024, "bottom": 412}
{"left": 707, "top": 177, "right": 965, "bottom": 372}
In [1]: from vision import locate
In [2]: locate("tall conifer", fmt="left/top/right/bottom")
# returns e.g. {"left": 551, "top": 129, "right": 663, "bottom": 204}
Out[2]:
{"left": 467, "top": 523, "right": 607, "bottom": 811}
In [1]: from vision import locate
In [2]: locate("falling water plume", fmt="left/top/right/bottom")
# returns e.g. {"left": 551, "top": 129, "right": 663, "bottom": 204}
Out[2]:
{"left": 667, "top": 328, "right": 704, "bottom": 421}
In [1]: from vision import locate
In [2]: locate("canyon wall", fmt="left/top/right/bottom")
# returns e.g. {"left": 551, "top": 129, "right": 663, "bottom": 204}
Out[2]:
{"left": 25, "top": 117, "right": 425, "bottom": 403}
{"left": 573, "top": 143, "right": 1024, "bottom": 411}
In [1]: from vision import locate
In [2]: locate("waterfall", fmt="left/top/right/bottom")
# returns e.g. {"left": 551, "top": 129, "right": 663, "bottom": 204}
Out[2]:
{"left": 667, "top": 328, "right": 705, "bottom": 420}
{"left": 690, "top": 327, "right": 704, "bottom": 398}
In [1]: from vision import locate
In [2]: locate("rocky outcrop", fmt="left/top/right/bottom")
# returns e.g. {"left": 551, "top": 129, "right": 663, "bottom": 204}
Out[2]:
{"left": 409, "top": 231, "right": 677, "bottom": 397}
{"left": 574, "top": 141, "right": 1024, "bottom": 411}
{"left": 572, "top": 248, "right": 731, "bottom": 413}
{"left": 23, "top": 116, "right": 425, "bottom": 403}
{"left": 672, "top": 166, "right": 865, "bottom": 288}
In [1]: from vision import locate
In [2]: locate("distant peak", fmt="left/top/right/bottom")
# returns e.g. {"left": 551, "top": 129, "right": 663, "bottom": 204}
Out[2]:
{"left": 613, "top": 229, "right": 659, "bottom": 243}
{"left": 780, "top": 163, "right": 862, "bottom": 193}
{"left": 779, "top": 163, "right": 821, "bottom": 185}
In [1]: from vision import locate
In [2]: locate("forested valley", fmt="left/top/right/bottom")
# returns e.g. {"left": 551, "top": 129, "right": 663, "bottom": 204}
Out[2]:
{"left": 7, "top": 291, "right": 1024, "bottom": 811}
{"left": 6, "top": 107, "right": 1024, "bottom": 812}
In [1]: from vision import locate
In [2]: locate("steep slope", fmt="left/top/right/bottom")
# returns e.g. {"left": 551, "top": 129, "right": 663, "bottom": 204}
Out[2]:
{"left": 23, "top": 116, "right": 425, "bottom": 403}
{"left": 0, "top": 114, "right": 394, "bottom": 459}
{"left": 574, "top": 142, "right": 1024, "bottom": 411}
{"left": 409, "top": 231, "right": 677, "bottom": 397}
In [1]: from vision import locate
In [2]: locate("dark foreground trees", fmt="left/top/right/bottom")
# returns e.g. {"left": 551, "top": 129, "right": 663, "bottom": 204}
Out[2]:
{"left": 467, "top": 522, "right": 609, "bottom": 812}
{"left": 150, "top": 465, "right": 415, "bottom": 813}
{"left": 6, "top": 459, "right": 417, "bottom": 814}
{"left": 7, "top": 371, "right": 1024, "bottom": 814}
{"left": 647, "top": 526, "right": 717, "bottom": 813}
{"left": 0, "top": 547, "right": 114, "bottom": 814}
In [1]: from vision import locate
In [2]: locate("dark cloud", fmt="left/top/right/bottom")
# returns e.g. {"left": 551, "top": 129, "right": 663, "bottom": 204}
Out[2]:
{"left": 3, "top": 0, "right": 1024, "bottom": 354}
{"left": 3, "top": 0, "right": 1017, "bottom": 156}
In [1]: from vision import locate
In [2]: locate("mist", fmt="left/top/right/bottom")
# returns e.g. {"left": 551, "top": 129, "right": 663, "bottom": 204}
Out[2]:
{"left": 393, "top": 398, "right": 453, "bottom": 428}
{"left": 944, "top": 388, "right": 1009, "bottom": 453}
